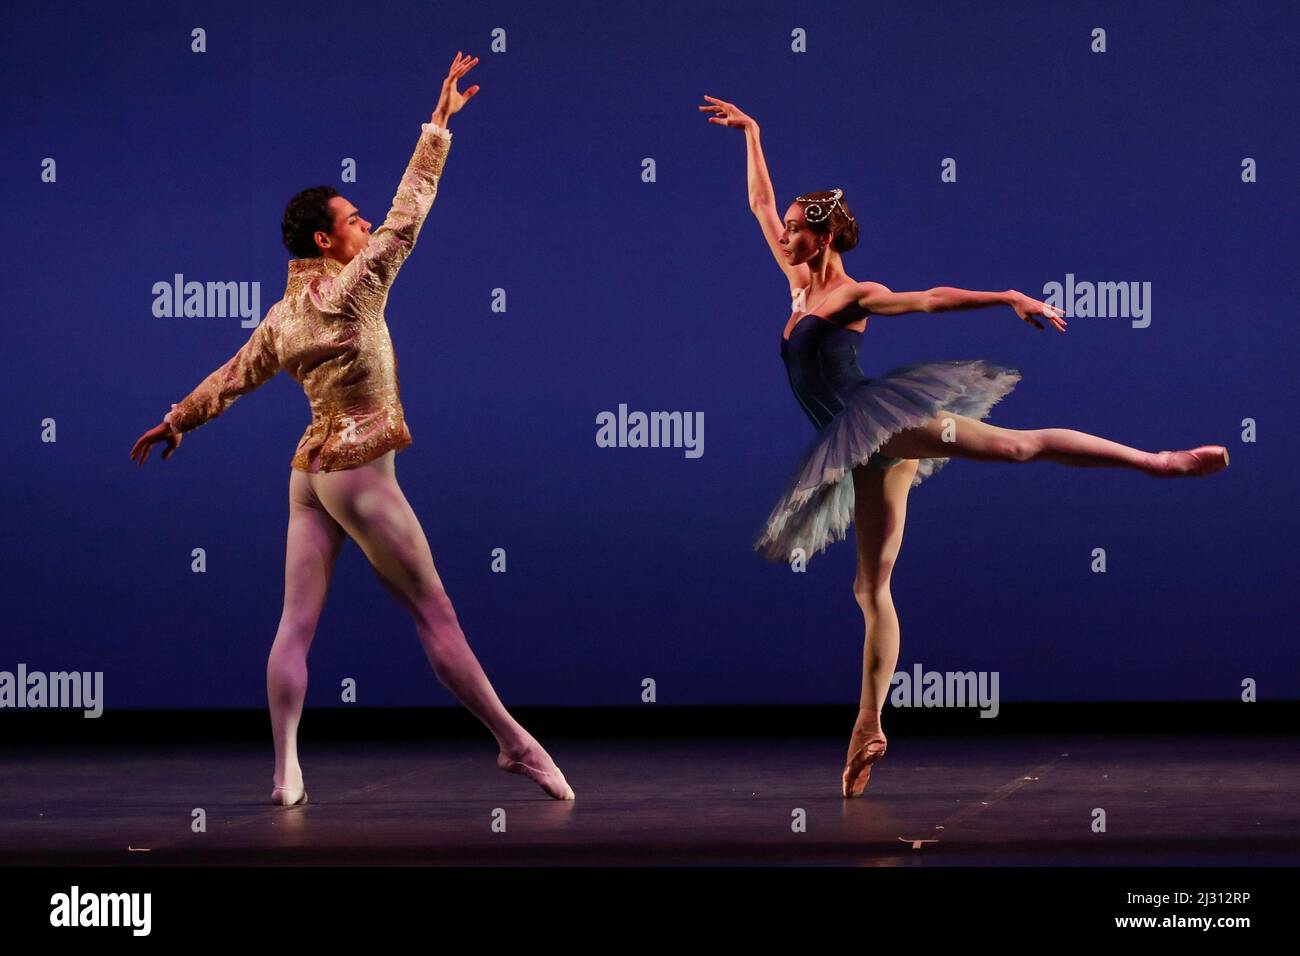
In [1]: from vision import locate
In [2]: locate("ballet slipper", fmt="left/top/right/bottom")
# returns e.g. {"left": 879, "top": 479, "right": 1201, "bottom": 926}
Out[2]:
{"left": 841, "top": 734, "right": 888, "bottom": 798}
{"left": 497, "top": 747, "right": 576, "bottom": 800}
{"left": 1151, "top": 445, "right": 1230, "bottom": 478}
{"left": 271, "top": 784, "right": 308, "bottom": 806}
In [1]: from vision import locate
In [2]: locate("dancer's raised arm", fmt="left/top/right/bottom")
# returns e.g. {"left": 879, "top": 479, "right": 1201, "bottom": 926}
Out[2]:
{"left": 856, "top": 281, "right": 1068, "bottom": 332}
{"left": 317, "top": 52, "right": 480, "bottom": 316}
{"left": 699, "top": 95, "right": 810, "bottom": 293}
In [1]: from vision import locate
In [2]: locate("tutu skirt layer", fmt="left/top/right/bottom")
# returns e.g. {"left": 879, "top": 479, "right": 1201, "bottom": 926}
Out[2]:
{"left": 754, "top": 360, "right": 1021, "bottom": 563}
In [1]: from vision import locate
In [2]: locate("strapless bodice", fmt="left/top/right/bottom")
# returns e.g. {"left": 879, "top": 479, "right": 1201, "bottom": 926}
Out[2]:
{"left": 780, "top": 314, "right": 867, "bottom": 430}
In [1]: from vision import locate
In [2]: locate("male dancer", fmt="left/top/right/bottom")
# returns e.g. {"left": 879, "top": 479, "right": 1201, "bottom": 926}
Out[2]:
{"left": 131, "top": 52, "right": 575, "bottom": 803}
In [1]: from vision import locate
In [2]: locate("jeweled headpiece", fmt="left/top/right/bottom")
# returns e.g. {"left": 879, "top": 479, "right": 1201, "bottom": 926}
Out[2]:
{"left": 795, "top": 187, "right": 855, "bottom": 224}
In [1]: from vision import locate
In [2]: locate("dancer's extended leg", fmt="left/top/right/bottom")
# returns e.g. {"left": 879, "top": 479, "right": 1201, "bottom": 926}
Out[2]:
{"left": 877, "top": 412, "right": 1227, "bottom": 475}
{"left": 309, "top": 451, "right": 574, "bottom": 800}
{"left": 842, "top": 457, "right": 919, "bottom": 797}
{"left": 267, "top": 470, "right": 347, "bottom": 805}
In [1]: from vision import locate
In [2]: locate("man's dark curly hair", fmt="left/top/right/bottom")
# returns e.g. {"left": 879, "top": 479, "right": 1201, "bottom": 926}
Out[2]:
{"left": 281, "top": 185, "right": 340, "bottom": 258}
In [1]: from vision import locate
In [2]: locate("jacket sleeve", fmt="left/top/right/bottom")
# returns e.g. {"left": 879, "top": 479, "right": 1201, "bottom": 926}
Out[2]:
{"left": 164, "top": 310, "right": 282, "bottom": 436}
{"left": 313, "top": 121, "right": 453, "bottom": 316}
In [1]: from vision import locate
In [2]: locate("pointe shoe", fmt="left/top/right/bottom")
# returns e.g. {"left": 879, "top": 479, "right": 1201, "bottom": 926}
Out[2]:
{"left": 1152, "top": 445, "right": 1230, "bottom": 478}
{"left": 270, "top": 784, "right": 308, "bottom": 807}
{"left": 841, "top": 736, "right": 888, "bottom": 798}
{"left": 496, "top": 750, "right": 576, "bottom": 801}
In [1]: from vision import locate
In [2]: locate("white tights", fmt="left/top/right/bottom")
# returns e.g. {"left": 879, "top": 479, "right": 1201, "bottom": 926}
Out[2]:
{"left": 266, "top": 451, "right": 529, "bottom": 790}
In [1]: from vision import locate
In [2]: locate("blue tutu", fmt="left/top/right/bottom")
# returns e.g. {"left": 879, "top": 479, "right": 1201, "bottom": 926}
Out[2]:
{"left": 755, "top": 315, "right": 1021, "bottom": 563}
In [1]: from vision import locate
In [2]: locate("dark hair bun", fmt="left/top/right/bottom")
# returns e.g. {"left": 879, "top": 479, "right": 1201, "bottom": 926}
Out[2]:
{"left": 832, "top": 216, "right": 859, "bottom": 253}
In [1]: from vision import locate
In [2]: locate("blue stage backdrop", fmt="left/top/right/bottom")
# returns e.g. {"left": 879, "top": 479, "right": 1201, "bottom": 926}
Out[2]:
{"left": 4, "top": 0, "right": 1296, "bottom": 710}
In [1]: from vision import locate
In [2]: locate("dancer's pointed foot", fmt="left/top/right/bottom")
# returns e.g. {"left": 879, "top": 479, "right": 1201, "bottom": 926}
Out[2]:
{"left": 497, "top": 738, "right": 575, "bottom": 800}
{"left": 270, "top": 781, "right": 308, "bottom": 806}
{"left": 842, "top": 735, "right": 888, "bottom": 797}
{"left": 842, "top": 717, "right": 888, "bottom": 797}
{"left": 1150, "top": 445, "right": 1230, "bottom": 478}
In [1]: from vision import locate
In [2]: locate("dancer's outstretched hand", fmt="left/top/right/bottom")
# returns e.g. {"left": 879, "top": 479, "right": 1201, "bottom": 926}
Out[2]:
{"left": 1010, "top": 291, "right": 1068, "bottom": 332}
{"left": 699, "top": 95, "right": 757, "bottom": 132}
{"left": 130, "top": 422, "right": 182, "bottom": 465}
{"left": 432, "top": 51, "right": 480, "bottom": 125}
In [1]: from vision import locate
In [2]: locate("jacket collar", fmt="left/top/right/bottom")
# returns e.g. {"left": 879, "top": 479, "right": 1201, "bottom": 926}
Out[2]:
{"left": 285, "top": 256, "right": 344, "bottom": 295}
{"left": 287, "top": 255, "right": 345, "bottom": 279}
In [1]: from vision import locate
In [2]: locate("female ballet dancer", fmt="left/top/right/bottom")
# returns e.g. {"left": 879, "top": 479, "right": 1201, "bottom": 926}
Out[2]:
{"left": 129, "top": 53, "right": 574, "bottom": 804}
{"left": 700, "top": 94, "right": 1229, "bottom": 797}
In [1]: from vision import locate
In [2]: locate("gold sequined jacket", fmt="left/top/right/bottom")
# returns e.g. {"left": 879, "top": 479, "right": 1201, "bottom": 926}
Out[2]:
{"left": 163, "top": 121, "right": 452, "bottom": 472}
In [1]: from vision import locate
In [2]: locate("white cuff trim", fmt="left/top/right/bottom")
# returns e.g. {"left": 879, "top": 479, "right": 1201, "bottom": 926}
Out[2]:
{"left": 421, "top": 121, "right": 452, "bottom": 142}
{"left": 164, "top": 404, "right": 183, "bottom": 436}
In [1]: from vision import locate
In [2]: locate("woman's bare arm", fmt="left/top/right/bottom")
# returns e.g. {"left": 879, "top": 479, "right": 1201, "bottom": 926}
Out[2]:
{"left": 857, "top": 282, "right": 1067, "bottom": 332}
{"left": 700, "top": 95, "right": 809, "bottom": 293}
